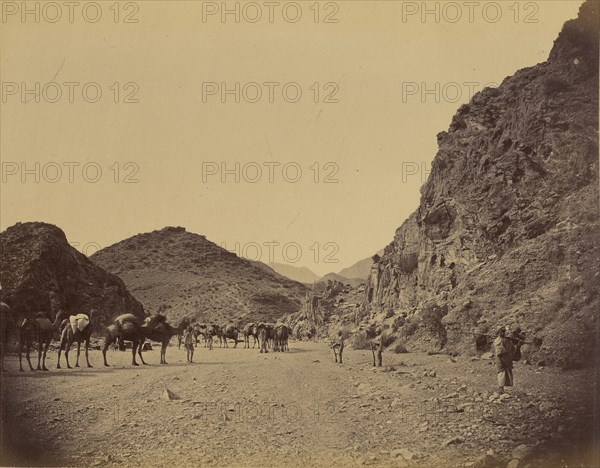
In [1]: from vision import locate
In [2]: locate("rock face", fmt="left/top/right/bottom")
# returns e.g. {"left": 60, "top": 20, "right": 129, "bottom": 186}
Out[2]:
{"left": 361, "top": 1, "right": 599, "bottom": 366}
{"left": 91, "top": 226, "right": 307, "bottom": 324}
{"left": 0, "top": 222, "right": 144, "bottom": 327}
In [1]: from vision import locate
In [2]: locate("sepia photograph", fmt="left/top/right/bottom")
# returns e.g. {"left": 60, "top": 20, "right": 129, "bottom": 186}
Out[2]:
{"left": 0, "top": 0, "right": 598, "bottom": 466}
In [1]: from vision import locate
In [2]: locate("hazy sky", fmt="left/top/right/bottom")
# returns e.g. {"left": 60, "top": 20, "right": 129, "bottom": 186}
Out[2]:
{"left": 0, "top": 0, "right": 583, "bottom": 275}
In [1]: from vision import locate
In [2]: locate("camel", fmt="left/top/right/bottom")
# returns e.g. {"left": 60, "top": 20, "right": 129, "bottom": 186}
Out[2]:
{"left": 256, "top": 323, "right": 274, "bottom": 353}
{"left": 1, "top": 302, "right": 13, "bottom": 372}
{"left": 210, "top": 324, "right": 223, "bottom": 347}
{"left": 19, "top": 310, "right": 66, "bottom": 371}
{"left": 220, "top": 324, "right": 240, "bottom": 348}
{"left": 273, "top": 324, "right": 289, "bottom": 352}
{"left": 140, "top": 317, "right": 190, "bottom": 364}
{"left": 102, "top": 314, "right": 166, "bottom": 367}
{"left": 242, "top": 322, "right": 259, "bottom": 349}
{"left": 57, "top": 311, "right": 94, "bottom": 369}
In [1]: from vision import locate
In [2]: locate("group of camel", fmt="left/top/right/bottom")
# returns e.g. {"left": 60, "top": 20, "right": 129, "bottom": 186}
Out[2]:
{"left": 178, "top": 322, "right": 291, "bottom": 354}
{"left": 1, "top": 299, "right": 388, "bottom": 373}
{"left": 1, "top": 303, "right": 94, "bottom": 372}
{"left": 0, "top": 301, "right": 295, "bottom": 372}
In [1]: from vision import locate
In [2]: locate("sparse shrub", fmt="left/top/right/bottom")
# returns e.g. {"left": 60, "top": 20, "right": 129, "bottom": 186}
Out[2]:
{"left": 398, "top": 253, "right": 418, "bottom": 274}
{"left": 420, "top": 303, "right": 448, "bottom": 347}
{"left": 401, "top": 316, "right": 419, "bottom": 339}
{"left": 475, "top": 334, "right": 489, "bottom": 353}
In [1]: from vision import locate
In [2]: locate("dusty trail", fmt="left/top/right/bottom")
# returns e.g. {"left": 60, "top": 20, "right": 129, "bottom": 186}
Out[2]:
{"left": 0, "top": 342, "right": 596, "bottom": 467}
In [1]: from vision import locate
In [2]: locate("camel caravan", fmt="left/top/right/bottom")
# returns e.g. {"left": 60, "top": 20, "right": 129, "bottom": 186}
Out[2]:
{"left": 0, "top": 298, "right": 294, "bottom": 372}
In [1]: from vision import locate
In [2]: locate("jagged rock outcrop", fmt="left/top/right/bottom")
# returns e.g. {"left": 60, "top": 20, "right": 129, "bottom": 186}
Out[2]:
{"left": 362, "top": 1, "right": 599, "bottom": 366}
{"left": 0, "top": 222, "right": 144, "bottom": 327}
{"left": 285, "top": 281, "right": 364, "bottom": 339}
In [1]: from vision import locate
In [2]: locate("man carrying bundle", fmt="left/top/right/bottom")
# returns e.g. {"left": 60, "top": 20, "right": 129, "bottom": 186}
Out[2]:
{"left": 494, "top": 327, "right": 515, "bottom": 394}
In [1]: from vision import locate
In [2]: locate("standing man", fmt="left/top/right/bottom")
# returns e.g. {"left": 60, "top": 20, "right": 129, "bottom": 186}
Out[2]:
{"left": 494, "top": 327, "right": 515, "bottom": 394}
{"left": 183, "top": 326, "right": 195, "bottom": 363}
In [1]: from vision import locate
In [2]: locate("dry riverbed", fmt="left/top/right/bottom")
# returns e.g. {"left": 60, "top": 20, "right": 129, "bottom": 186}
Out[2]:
{"left": 0, "top": 341, "right": 596, "bottom": 467}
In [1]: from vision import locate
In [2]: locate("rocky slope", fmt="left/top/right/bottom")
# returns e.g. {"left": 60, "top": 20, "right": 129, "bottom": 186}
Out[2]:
{"left": 0, "top": 222, "right": 144, "bottom": 327}
{"left": 90, "top": 227, "right": 308, "bottom": 325}
{"left": 358, "top": 0, "right": 599, "bottom": 367}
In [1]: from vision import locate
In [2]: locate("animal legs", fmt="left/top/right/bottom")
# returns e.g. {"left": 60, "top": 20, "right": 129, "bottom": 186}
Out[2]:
{"left": 75, "top": 342, "right": 81, "bottom": 367}
{"left": 161, "top": 343, "right": 168, "bottom": 364}
{"left": 85, "top": 338, "right": 93, "bottom": 367}
{"left": 65, "top": 341, "right": 73, "bottom": 368}
{"left": 42, "top": 340, "right": 50, "bottom": 371}
{"left": 25, "top": 343, "right": 34, "bottom": 371}
{"left": 131, "top": 340, "right": 139, "bottom": 366}
{"left": 36, "top": 339, "right": 43, "bottom": 370}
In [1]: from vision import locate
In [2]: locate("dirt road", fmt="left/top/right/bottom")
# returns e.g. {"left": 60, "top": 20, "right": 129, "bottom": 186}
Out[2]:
{"left": 0, "top": 341, "right": 596, "bottom": 467}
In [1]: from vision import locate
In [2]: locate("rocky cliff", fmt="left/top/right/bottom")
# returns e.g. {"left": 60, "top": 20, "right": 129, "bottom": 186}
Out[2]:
{"left": 361, "top": 0, "right": 599, "bottom": 367}
{"left": 0, "top": 222, "right": 144, "bottom": 327}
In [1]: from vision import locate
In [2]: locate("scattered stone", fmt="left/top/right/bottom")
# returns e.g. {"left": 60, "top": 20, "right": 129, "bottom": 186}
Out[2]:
{"left": 391, "top": 398, "right": 403, "bottom": 409}
{"left": 481, "top": 352, "right": 493, "bottom": 360}
{"left": 507, "top": 459, "right": 521, "bottom": 468}
{"left": 162, "top": 388, "right": 179, "bottom": 401}
{"left": 512, "top": 444, "right": 534, "bottom": 460}
{"left": 443, "top": 436, "right": 464, "bottom": 447}
{"left": 472, "top": 453, "right": 500, "bottom": 468}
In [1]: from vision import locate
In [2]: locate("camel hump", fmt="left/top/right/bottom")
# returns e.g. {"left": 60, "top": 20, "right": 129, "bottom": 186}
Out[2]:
{"left": 69, "top": 314, "right": 90, "bottom": 334}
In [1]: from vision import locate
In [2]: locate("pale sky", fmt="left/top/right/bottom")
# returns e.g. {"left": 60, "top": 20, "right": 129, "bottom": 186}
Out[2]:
{"left": 0, "top": 1, "right": 583, "bottom": 276}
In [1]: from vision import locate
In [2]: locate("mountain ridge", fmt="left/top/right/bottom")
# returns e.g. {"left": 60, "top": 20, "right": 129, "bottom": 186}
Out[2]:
{"left": 90, "top": 226, "right": 308, "bottom": 325}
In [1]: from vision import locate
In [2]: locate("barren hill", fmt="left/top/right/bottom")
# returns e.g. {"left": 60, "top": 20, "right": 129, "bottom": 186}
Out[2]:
{"left": 90, "top": 227, "right": 308, "bottom": 325}
{"left": 0, "top": 222, "right": 144, "bottom": 327}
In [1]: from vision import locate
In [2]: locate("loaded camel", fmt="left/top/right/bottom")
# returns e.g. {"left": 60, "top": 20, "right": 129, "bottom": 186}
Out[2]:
{"left": 211, "top": 324, "right": 223, "bottom": 347}
{"left": 102, "top": 314, "right": 166, "bottom": 367}
{"left": 242, "top": 322, "right": 258, "bottom": 349}
{"left": 220, "top": 324, "right": 240, "bottom": 348}
{"left": 255, "top": 322, "right": 274, "bottom": 353}
{"left": 19, "top": 309, "right": 66, "bottom": 371}
{"left": 273, "top": 323, "right": 290, "bottom": 352}
{"left": 57, "top": 310, "right": 94, "bottom": 369}
{"left": 140, "top": 317, "right": 190, "bottom": 364}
